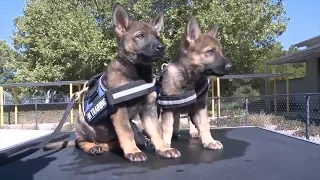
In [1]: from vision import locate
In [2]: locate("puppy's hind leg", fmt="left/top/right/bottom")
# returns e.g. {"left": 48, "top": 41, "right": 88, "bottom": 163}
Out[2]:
{"left": 172, "top": 114, "right": 180, "bottom": 139}
{"left": 189, "top": 116, "right": 200, "bottom": 139}
{"left": 76, "top": 135, "right": 120, "bottom": 154}
{"left": 76, "top": 138, "right": 104, "bottom": 156}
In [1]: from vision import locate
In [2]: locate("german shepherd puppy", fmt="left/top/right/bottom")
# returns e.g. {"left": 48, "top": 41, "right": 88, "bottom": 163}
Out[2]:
{"left": 44, "top": 3, "right": 181, "bottom": 162}
{"left": 160, "top": 16, "right": 232, "bottom": 150}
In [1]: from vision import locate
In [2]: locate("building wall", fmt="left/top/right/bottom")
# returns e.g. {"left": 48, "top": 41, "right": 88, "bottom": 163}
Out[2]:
{"left": 259, "top": 58, "right": 320, "bottom": 113}
{"left": 260, "top": 58, "right": 320, "bottom": 95}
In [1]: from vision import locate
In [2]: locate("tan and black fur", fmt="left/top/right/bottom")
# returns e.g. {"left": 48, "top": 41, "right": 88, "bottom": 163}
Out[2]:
{"left": 43, "top": 3, "right": 181, "bottom": 162}
{"left": 160, "top": 16, "right": 232, "bottom": 150}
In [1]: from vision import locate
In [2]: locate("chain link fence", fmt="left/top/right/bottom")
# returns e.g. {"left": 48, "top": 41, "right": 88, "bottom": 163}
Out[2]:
{"left": 0, "top": 102, "right": 80, "bottom": 131}
{"left": 208, "top": 93, "right": 320, "bottom": 144}
{"left": 1, "top": 93, "right": 320, "bottom": 144}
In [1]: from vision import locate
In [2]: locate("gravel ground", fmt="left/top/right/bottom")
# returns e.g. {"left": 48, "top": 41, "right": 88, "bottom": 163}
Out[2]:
{"left": 264, "top": 124, "right": 320, "bottom": 144}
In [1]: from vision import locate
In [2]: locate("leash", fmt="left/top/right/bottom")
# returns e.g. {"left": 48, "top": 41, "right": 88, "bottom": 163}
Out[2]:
{"left": 0, "top": 82, "right": 89, "bottom": 166}
{"left": 0, "top": 79, "right": 152, "bottom": 166}
{"left": 0, "top": 64, "right": 171, "bottom": 166}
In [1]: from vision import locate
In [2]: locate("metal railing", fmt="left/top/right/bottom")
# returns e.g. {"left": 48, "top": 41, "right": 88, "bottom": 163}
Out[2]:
{"left": 207, "top": 93, "right": 320, "bottom": 143}
{"left": 1, "top": 93, "right": 320, "bottom": 144}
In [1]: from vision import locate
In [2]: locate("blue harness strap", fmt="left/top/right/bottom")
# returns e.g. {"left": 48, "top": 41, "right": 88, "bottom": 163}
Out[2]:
{"left": 82, "top": 73, "right": 155, "bottom": 124}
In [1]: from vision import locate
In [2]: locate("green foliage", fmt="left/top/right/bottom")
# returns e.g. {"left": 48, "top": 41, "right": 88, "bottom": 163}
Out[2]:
{"left": 13, "top": 0, "right": 115, "bottom": 82}
{"left": 0, "top": 41, "right": 20, "bottom": 84}
{"left": 10, "top": 0, "right": 290, "bottom": 98}
{"left": 229, "top": 42, "right": 306, "bottom": 97}
{"left": 263, "top": 43, "right": 306, "bottom": 79}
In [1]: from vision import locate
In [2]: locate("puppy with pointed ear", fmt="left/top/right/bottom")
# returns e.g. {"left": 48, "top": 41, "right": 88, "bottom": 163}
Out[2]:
{"left": 113, "top": 4, "right": 164, "bottom": 37}
{"left": 113, "top": 3, "right": 130, "bottom": 37}
{"left": 184, "top": 17, "right": 221, "bottom": 50}
{"left": 207, "top": 24, "right": 219, "bottom": 37}
{"left": 41, "top": 3, "right": 179, "bottom": 163}
{"left": 150, "top": 11, "right": 164, "bottom": 36}
{"left": 185, "top": 16, "right": 201, "bottom": 44}
{"left": 159, "top": 16, "right": 231, "bottom": 151}
{"left": 112, "top": 3, "right": 166, "bottom": 64}
{"left": 105, "top": 3, "right": 181, "bottom": 162}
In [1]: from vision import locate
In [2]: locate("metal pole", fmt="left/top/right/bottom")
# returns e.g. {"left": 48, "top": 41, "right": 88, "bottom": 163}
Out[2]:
{"left": 264, "top": 63, "right": 269, "bottom": 114}
{"left": 35, "top": 103, "right": 38, "bottom": 130}
{"left": 216, "top": 78, "right": 221, "bottom": 118}
{"left": 8, "top": 112, "right": 11, "bottom": 125}
{"left": 215, "top": 97, "right": 219, "bottom": 126}
{"left": 13, "top": 87, "right": 18, "bottom": 124}
{"left": 286, "top": 76, "right": 290, "bottom": 114}
{"left": 305, "top": 94, "right": 310, "bottom": 140}
{"left": 264, "top": 63, "right": 268, "bottom": 95}
{"left": 245, "top": 97, "right": 249, "bottom": 125}
{"left": 273, "top": 78, "right": 277, "bottom": 113}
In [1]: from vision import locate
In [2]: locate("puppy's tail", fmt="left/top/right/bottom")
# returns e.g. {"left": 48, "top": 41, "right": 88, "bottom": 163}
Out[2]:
{"left": 42, "top": 140, "right": 76, "bottom": 151}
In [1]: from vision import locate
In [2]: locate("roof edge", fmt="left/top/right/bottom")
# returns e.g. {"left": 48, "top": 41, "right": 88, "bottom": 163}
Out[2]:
{"left": 294, "top": 35, "right": 320, "bottom": 48}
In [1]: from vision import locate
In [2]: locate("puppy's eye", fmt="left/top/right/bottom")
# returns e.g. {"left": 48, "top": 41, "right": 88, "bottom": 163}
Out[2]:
{"left": 136, "top": 33, "right": 144, "bottom": 38}
{"left": 207, "top": 48, "right": 216, "bottom": 54}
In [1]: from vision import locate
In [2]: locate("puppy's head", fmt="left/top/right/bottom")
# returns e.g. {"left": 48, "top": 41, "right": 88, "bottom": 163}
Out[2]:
{"left": 182, "top": 16, "right": 232, "bottom": 76}
{"left": 113, "top": 3, "right": 165, "bottom": 65}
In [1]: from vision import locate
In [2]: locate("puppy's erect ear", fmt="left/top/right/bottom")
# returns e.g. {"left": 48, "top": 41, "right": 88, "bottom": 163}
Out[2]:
{"left": 208, "top": 24, "right": 219, "bottom": 37}
{"left": 186, "top": 16, "right": 201, "bottom": 43}
{"left": 113, "top": 3, "right": 130, "bottom": 36}
{"left": 150, "top": 11, "right": 164, "bottom": 34}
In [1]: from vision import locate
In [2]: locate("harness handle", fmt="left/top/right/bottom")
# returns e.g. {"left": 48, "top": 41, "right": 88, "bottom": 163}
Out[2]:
{"left": 73, "top": 81, "right": 89, "bottom": 101}
{"left": 161, "top": 63, "right": 168, "bottom": 70}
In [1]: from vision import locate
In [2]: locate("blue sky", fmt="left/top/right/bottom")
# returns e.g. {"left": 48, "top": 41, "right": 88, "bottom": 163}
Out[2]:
{"left": 0, "top": 0, "right": 319, "bottom": 50}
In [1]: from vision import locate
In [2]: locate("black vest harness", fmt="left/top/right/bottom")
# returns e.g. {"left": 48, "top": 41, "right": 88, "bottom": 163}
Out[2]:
{"left": 81, "top": 68, "right": 209, "bottom": 147}
{"left": 82, "top": 72, "right": 155, "bottom": 124}
{"left": 154, "top": 67, "right": 210, "bottom": 109}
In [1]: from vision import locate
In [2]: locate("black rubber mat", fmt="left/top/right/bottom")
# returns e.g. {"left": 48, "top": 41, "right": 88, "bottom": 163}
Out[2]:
{"left": 0, "top": 127, "right": 319, "bottom": 180}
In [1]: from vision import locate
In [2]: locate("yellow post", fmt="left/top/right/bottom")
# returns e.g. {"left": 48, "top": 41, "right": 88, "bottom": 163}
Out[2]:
{"left": 273, "top": 78, "right": 277, "bottom": 113}
{"left": 216, "top": 78, "right": 221, "bottom": 118}
{"left": 211, "top": 79, "right": 215, "bottom": 119}
{"left": 0, "top": 86, "right": 3, "bottom": 126}
{"left": 286, "top": 76, "right": 290, "bottom": 113}
{"left": 69, "top": 83, "right": 74, "bottom": 123}
{"left": 77, "top": 84, "right": 82, "bottom": 115}
{"left": 13, "top": 87, "right": 18, "bottom": 124}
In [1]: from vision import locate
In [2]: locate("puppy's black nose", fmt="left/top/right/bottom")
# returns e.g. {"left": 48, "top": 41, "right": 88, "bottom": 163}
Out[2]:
{"left": 156, "top": 45, "right": 164, "bottom": 52}
{"left": 225, "top": 63, "right": 232, "bottom": 72}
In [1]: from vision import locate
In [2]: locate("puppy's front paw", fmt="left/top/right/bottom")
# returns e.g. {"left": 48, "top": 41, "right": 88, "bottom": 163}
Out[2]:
{"left": 88, "top": 145, "right": 104, "bottom": 155}
{"left": 124, "top": 151, "right": 148, "bottom": 162}
{"left": 203, "top": 140, "right": 223, "bottom": 150}
{"left": 157, "top": 148, "right": 181, "bottom": 158}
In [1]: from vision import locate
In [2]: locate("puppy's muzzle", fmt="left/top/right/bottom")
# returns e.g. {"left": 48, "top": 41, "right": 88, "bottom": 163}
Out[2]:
{"left": 151, "top": 42, "right": 165, "bottom": 58}
{"left": 156, "top": 44, "right": 164, "bottom": 54}
{"left": 138, "top": 42, "right": 165, "bottom": 62}
{"left": 204, "top": 61, "right": 232, "bottom": 76}
{"left": 224, "top": 63, "right": 232, "bottom": 72}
